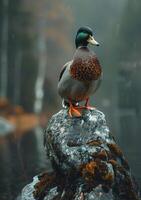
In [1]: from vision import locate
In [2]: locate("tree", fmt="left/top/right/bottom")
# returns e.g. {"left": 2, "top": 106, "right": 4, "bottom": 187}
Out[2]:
{"left": 0, "top": 0, "right": 9, "bottom": 97}
{"left": 115, "top": 0, "right": 141, "bottom": 62}
{"left": 23, "top": 0, "right": 73, "bottom": 113}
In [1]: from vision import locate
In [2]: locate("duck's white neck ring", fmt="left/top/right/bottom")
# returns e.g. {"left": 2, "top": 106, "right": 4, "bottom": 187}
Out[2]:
{"left": 77, "top": 46, "right": 88, "bottom": 49}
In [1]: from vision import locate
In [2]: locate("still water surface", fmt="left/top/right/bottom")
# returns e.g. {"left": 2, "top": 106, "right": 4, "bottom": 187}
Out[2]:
{"left": 0, "top": 126, "right": 140, "bottom": 200}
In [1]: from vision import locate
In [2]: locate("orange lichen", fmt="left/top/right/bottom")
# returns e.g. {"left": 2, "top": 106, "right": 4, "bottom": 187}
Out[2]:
{"left": 105, "top": 150, "right": 114, "bottom": 160}
{"left": 103, "top": 172, "right": 114, "bottom": 182}
{"left": 80, "top": 159, "right": 115, "bottom": 187}
{"left": 107, "top": 143, "right": 123, "bottom": 157}
{"left": 108, "top": 159, "right": 118, "bottom": 167}
{"left": 80, "top": 161, "right": 97, "bottom": 182}
{"left": 33, "top": 172, "right": 56, "bottom": 198}
{"left": 85, "top": 161, "right": 97, "bottom": 174}
{"left": 86, "top": 140, "right": 102, "bottom": 146}
{"left": 95, "top": 150, "right": 107, "bottom": 160}
{"left": 108, "top": 159, "right": 125, "bottom": 174}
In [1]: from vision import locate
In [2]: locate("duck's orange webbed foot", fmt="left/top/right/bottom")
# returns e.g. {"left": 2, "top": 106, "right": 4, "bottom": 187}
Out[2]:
{"left": 68, "top": 101, "right": 82, "bottom": 117}
{"left": 68, "top": 98, "right": 95, "bottom": 117}
{"left": 84, "top": 98, "right": 95, "bottom": 110}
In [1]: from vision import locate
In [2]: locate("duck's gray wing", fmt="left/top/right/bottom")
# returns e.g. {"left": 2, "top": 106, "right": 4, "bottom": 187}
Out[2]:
{"left": 94, "top": 72, "right": 103, "bottom": 93}
{"left": 59, "top": 61, "right": 71, "bottom": 81}
{"left": 59, "top": 65, "right": 67, "bottom": 81}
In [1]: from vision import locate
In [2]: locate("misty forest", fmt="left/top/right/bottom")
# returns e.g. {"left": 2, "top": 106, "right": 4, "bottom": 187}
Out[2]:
{"left": 0, "top": 0, "right": 141, "bottom": 199}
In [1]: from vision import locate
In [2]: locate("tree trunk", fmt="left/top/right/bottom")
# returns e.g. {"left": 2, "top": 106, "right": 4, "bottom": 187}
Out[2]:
{"left": 34, "top": 31, "right": 47, "bottom": 113}
{"left": 13, "top": 48, "right": 22, "bottom": 105}
{"left": 0, "top": 0, "right": 9, "bottom": 97}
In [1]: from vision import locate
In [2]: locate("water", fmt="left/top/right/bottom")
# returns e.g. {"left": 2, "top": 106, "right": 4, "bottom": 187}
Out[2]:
{"left": 0, "top": 124, "right": 140, "bottom": 200}
{"left": 0, "top": 128, "right": 50, "bottom": 200}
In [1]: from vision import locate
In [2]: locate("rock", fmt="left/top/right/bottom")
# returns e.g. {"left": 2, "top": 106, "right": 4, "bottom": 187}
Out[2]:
{"left": 18, "top": 176, "right": 39, "bottom": 200}
{"left": 20, "top": 108, "right": 141, "bottom": 200}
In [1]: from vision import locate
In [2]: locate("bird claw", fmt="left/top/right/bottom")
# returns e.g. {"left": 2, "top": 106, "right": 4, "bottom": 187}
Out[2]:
{"left": 68, "top": 106, "right": 82, "bottom": 117}
{"left": 84, "top": 106, "right": 95, "bottom": 110}
{"left": 67, "top": 98, "right": 95, "bottom": 117}
{"left": 68, "top": 105, "right": 95, "bottom": 117}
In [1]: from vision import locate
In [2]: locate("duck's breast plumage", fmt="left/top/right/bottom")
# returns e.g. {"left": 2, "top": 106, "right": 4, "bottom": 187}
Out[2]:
{"left": 70, "top": 47, "right": 102, "bottom": 81}
{"left": 58, "top": 47, "right": 102, "bottom": 102}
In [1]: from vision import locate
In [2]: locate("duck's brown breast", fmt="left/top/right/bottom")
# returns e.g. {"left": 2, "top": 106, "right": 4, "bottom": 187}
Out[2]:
{"left": 70, "top": 47, "right": 102, "bottom": 82}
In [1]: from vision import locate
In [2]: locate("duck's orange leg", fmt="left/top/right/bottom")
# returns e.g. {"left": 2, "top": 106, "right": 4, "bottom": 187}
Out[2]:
{"left": 84, "top": 98, "right": 95, "bottom": 110}
{"left": 68, "top": 100, "right": 81, "bottom": 117}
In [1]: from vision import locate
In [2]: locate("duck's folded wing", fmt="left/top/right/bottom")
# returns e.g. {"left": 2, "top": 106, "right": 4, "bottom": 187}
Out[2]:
{"left": 58, "top": 61, "right": 72, "bottom": 81}
{"left": 94, "top": 72, "right": 103, "bottom": 92}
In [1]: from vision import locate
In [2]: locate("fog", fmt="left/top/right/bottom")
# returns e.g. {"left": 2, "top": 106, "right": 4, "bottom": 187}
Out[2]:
{"left": 0, "top": 0, "right": 141, "bottom": 199}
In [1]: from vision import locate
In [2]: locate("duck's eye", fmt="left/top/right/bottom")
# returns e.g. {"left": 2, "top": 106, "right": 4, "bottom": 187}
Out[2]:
{"left": 77, "top": 32, "right": 88, "bottom": 40}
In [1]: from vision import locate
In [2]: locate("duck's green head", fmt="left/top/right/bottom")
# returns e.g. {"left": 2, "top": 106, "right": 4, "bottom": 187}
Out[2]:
{"left": 75, "top": 26, "right": 99, "bottom": 48}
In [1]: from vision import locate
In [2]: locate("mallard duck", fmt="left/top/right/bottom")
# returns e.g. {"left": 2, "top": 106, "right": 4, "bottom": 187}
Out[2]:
{"left": 58, "top": 26, "right": 102, "bottom": 117}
